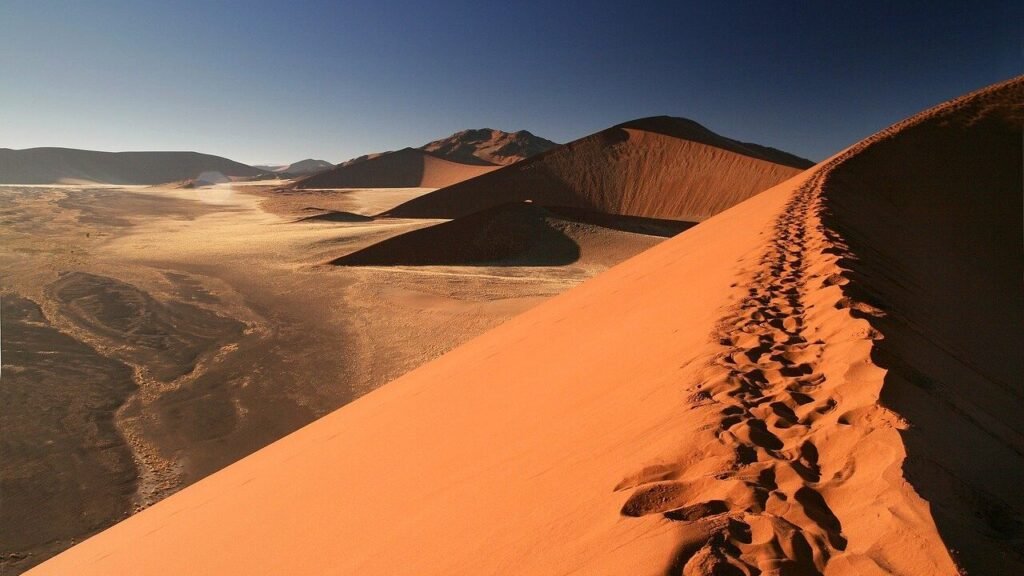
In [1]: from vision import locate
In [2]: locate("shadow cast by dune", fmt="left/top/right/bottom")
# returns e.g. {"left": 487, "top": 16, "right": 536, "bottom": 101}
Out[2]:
{"left": 332, "top": 202, "right": 583, "bottom": 266}
{"left": 332, "top": 203, "right": 692, "bottom": 267}
{"left": 544, "top": 206, "right": 695, "bottom": 237}
{"left": 294, "top": 209, "right": 374, "bottom": 223}
{"left": 819, "top": 83, "right": 1024, "bottom": 574}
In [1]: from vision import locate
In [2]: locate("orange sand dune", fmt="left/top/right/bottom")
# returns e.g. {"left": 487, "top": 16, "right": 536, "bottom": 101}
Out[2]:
{"left": 291, "top": 148, "right": 498, "bottom": 189}
{"left": 385, "top": 116, "right": 813, "bottom": 220}
{"left": 29, "top": 78, "right": 1022, "bottom": 575}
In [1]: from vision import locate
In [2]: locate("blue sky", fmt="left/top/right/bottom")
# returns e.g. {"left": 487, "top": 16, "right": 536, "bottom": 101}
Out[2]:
{"left": 1, "top": 1, "right": 1019, "bottom": 165}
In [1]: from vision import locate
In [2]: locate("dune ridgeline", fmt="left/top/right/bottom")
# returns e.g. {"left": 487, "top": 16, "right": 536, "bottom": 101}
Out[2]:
{"left": 291, "top": 128, "right": 558, "bottom": 189}
{"left": 28, "top": 77, "right": 1022, "bottom": 575}
{"left": 384, "top": 116, "right": 813, "bottom": 220}
{"left": 338, "top": 117, "right": 812, "bottom": 268}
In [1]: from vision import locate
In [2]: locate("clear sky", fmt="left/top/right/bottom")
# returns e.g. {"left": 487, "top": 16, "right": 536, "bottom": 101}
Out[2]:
{"left": 1, "top": 1, "right": 1019, "bottom": 165}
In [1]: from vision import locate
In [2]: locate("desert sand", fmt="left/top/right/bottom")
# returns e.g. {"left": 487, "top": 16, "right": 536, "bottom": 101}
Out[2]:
{"left": 1, "top": 179, "right": 679, "bottom": 573}
{"left": 279, "top": 158, "right": 334, "bottom": 175}
{"left": 332, "top": 202, "right": 689, "bottom": 267}
{"left": 385, "top": 116, "right": 813, "bottom": 220}
{"left": 292, "top": 148, "right": 501, "bottom": 189}
{"left": 26, "top": 77, "right": 1022, "bottom": 576}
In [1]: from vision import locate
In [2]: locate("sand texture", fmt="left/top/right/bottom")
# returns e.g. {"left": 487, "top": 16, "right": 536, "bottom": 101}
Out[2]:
{"left": 2, "top": 182, "right": 663, "bottom": 573}
{"left": 27, "top": 79, "right": 1022, "bottom": 575}
{"left": 292, "top": 148, "right": 500, "bottom": 189}
{"left": 332, "top": 202, "right": 689, "bottom": 267}
{"left": 385, "top": 116, "right": 812, "bottom": 220}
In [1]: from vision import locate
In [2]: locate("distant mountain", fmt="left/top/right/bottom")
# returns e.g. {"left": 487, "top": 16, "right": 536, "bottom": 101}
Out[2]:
{"left": 385, "top": 116, "right": 813, "bottom": 220}
{"left": 282, "top": 159, "right": 333, "bottom": 175}
{"left": 0, "top": 147, "right": 262, "bottom": 185}
{"left": 420, "top": 129, "right": 558, "bottom": 166}
{"left": 292, "top": 148, "right": 498, "bottom": 189}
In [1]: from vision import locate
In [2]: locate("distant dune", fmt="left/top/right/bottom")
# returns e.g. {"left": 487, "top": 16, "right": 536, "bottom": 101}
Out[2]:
{"left": 0, "top": 148, "right": 261, "bottom": 185}
{"left": 385, "top": 116, "right": 813, "bottom": 220}
{"left": 420, "top": 128, "right": 558, "bottom": 165}
{"left": 291, "top": 148, "right": 499, "bottom": 189}
{"left": 332, "top": 202, "right": 689, "bottom": 267}
{"left": 296, "top": 129, "right": 557, "bottom": 189}
{"left": 31, "top": 77, "right": 1023, "bottom": 576}
{"left": 280, "top": 158, "right": 333, "bottom": 175}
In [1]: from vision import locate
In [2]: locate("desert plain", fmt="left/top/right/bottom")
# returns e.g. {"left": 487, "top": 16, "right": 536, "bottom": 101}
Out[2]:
{"left": 0, "top": 181, "right": 630, "bottom": 571}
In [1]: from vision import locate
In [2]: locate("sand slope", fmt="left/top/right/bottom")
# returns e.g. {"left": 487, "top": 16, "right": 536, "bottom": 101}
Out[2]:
{"left": 332, "top": 202, "right": 687, "bottom": 267}
{"left": 291, "top": 148, "right": 499, "bottom": 189}
{"left": 281, "top": 158, "right": 333, "bottom": 175}
{"left": 385, "top": 116, "right": 813, "bottom": 220}
{"left": 0, "top": 148, "right": 261, "bottom": 185}
{"left": 29, "top": 78, "right": 1023, "bottom": 575}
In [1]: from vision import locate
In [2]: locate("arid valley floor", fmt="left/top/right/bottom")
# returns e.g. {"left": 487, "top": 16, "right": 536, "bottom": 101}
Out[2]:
{"left": 1, "top": 183, "right": 623, "bottom": 571}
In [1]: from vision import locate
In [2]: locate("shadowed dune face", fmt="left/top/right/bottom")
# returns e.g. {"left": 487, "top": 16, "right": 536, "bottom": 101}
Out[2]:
{"left": 292, "top": 148, "right": 498, "bottom": 189}
{"left": 294, "top": 209, "right": 374, "bottom": 223}
{"left": 332, "top": 202, "right": 689, "bottom": 267}
{"left": 282, "top": 159, "right": 333, "bottom": 175}
{"left": 820, "top": 79, "right": 1024, "bottom": 573}
{"left": 333, "top": 203, "right": 581, "bottom": 266}
{"left": 385, "top": 118, "right": 812, "bottom": 220}
{"left": 608, "top": 79, "right": 1023, "bottom": 575}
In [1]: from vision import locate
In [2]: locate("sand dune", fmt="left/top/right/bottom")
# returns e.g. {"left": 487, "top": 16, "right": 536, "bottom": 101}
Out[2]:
{"left": 811, "top": 78, "right": 1023, "bottom": 573}
{"left": 2, "top": 183, "right": 600, "bottom": 574}
{"left": 0, "top": 148, "right": 261, "bottom": 185}
{"left": 384, "top": 116, "right": 813, "bottom": 220}
{"left": 294, "top": 208, "right": 374, "bottom": 223}
{"left": 28, "top": 78, "right": 1023, "bottom": 576}
{"left": 280, "top": 158, "right": 333, "bottom": 175}
{"left": 421, "top": 128, "right": 558, "bottom": 165}
{"left": 291, "top": 148, "right": 499, "bottom": 189}
{"left": 332, "top": 202, "right": 686, "bottom": 267}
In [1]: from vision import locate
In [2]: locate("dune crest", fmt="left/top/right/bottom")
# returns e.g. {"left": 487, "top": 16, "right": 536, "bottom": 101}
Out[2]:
{"left": 385, "top": 116, "right": 813, "bottom": 220}
{"left": 615, "top": 76, "right": 1022, "bottom": 574}
{"left": 291, "top": 148, "right": 499, "bottom": 189}
{"left": 27, "top": 78, "right": 1023, "bottom": 576}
